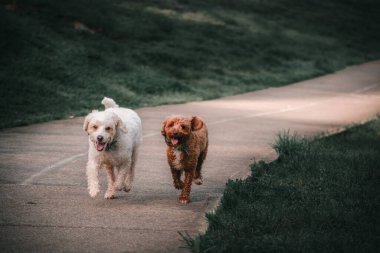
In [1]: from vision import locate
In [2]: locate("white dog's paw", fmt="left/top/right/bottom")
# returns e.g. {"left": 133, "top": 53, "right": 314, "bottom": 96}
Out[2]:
{"left": 114, "top": 184, "right": 132, "bottom": 192}
{"left": 104, "top": 191, "right": 116, "bottom": 199}
{"left": 123, "top": 185, "right": 132, "bottom": 192}
{"left": 114, "top": 183, "right": 123, "bottom": 192}
{"left": 88, "top": 187, "right": 100, "bottom": 198}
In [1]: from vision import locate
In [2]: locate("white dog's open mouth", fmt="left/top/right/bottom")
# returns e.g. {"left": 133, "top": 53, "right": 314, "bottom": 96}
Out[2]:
{"left": 95, "top": 141, "right": 107, "bottom": 151}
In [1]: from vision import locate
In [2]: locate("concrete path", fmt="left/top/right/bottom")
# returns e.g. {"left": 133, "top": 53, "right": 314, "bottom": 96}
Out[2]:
{"left": 0, "top": 61, "right": 379, "bottom": 252}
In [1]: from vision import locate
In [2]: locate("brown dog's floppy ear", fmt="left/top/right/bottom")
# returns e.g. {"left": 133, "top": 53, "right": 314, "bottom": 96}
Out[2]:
{"left": 190, "top": 116, "right": 203, "bottom": 131}
{"left": 161, "top": 119, "right": 168, "bottom": 136}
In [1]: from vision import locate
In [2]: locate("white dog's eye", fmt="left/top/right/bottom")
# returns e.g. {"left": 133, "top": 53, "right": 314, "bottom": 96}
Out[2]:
{"left": 93, "top": 125, "right": 98, "bottom": 130}
{"left": 105, "top": 127, "right": 112, "bottom": 131}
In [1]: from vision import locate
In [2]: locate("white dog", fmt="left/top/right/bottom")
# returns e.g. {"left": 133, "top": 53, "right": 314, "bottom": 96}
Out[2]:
{"left": 83, "top": 97, "right": 142, "bottom": 199}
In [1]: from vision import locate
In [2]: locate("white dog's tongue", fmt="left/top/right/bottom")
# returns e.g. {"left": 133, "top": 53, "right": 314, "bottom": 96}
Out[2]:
{"left": 96, "top": 142, "right": 105, "bottom": 151}
{"left": 171, "top": 138, "right": 178, "bottom": 145}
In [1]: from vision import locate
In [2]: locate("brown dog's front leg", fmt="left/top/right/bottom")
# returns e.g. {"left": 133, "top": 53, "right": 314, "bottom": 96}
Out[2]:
{"left": 171, "top": 167, "right": 183, "bottom": 190}
{"left": 179, "top": 170, "right": 193, "bottom": 204}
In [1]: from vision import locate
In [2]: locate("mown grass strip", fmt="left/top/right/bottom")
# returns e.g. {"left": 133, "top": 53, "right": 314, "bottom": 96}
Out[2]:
{"left": 1, "top": 0, "right": 380, "bottom": 128}
{"left": 188, "top": 117, "right": 380, "bottom": 253}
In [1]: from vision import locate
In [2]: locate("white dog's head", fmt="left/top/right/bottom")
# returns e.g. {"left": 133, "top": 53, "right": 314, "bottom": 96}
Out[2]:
{"left": 83, "top": 110, "right": 127, "bottom": 152}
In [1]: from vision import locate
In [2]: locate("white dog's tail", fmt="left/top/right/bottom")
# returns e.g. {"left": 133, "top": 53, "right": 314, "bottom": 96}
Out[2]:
{"left": 101, "top": 97, "right": 119, "bottom": 109}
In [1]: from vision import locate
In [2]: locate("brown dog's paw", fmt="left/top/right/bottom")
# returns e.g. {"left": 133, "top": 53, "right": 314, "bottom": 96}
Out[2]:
{"left": 193, "top": 177, "right": 203, "bottom": 185}
{"left": 179, "top": 196, "right": 190, "bottom": 204}
{"left": 174, "top": 181, "right": 184, "bottom": 190}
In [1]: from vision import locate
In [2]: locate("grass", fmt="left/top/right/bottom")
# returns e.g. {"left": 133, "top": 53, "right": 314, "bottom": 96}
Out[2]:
{"left": 1, "top": 0, "right": 380, "bottom": 128}
{"left": 187, "top": 117, "right": 380, "bottom": 253}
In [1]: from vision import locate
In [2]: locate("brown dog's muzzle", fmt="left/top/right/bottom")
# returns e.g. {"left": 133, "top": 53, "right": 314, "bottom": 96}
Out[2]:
{"left": 164, "top": 136, "right": 174, "bottom": 146}
{"left": 164, "top": 134, "right": 183, "bottom": 147}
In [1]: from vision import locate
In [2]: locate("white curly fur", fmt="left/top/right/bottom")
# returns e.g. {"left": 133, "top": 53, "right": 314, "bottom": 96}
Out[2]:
{"left": 83, "top": 97, "right": 142, "bottom": 199}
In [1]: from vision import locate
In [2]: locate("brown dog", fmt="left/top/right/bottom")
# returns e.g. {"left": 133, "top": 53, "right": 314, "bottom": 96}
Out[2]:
{"left": 161, "top": 115, "right": 208, "bottom": 204}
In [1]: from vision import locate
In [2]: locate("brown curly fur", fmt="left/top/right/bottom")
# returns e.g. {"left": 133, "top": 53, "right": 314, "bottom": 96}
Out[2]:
{"left": 161, "top": 115, "right": 208, "bottom": 204}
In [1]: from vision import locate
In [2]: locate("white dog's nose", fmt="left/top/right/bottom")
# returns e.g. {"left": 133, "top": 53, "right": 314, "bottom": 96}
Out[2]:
{"left": 97, "top": 135, "right": 104, "bottom": 142}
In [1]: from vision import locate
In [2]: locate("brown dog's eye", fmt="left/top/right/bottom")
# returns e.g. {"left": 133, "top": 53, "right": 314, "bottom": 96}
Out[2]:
{"left": 168, "top": 122, "right": 174, "bottom": 127}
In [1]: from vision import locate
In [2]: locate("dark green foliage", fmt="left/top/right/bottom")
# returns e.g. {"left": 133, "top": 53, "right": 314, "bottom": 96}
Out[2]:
{"left": 1, "top": 0, "right": 380, "bottom": 128}
{"left": 191, "top": 118, "right": 380, "bottom": 252}
{"left": 272, "top": 131, "right": 309, "bottom": 160}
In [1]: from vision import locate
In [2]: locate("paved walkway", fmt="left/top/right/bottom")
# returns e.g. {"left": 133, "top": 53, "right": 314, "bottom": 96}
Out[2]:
{"left": 0, "top": 61, "right": 379, "bottom": 252}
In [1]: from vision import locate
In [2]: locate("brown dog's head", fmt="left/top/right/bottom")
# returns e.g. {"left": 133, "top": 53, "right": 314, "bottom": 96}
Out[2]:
{"left": 161, "top": 115, "right": 203, "bottom": 147}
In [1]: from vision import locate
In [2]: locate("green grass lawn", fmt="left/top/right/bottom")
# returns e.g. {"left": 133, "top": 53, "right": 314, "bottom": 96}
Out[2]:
{"left": 1, "top": 0, "right": 380, "bottom": 128}
{"left": 186, "top": 118, "right": 380, "bottom": 253}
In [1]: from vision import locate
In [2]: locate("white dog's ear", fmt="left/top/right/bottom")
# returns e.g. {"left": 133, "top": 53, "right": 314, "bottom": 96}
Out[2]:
{"left": 190, "top": 116, "right": 203, "bottom": 131}
{"left": 118, "top": 121, "right": 127, "bottom": 133}
{"left": 111, "top": 113, "right": 127, "bottom": 133}
{"left": 83, "top": 113, "right": 93, "bottom": 132}
{"left": 83, "top": 110, "right": 98, "bottom": 132}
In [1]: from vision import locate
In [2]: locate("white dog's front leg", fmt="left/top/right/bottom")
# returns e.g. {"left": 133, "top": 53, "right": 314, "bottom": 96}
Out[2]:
{"left": 104, "top": 165, "right": 116, "bottom": 199}
{"left": 114, "top": 160, "right": 131, "bottom": 192}
{"left": 123, "top": 148, "right": 138, "bottom": 192}
{"left": 86, "top": 160, "right": 101, "bottom": 197}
